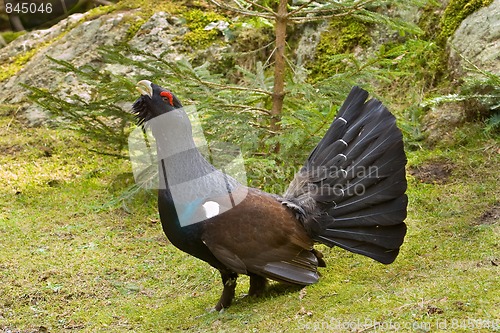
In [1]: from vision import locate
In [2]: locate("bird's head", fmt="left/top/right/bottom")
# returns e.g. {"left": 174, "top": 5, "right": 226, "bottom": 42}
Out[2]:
{"left": 132, "top": 80, "right": 183, "bottom": 124}
{"left": 132, "top": 80, "right": 195, "bottom": 155}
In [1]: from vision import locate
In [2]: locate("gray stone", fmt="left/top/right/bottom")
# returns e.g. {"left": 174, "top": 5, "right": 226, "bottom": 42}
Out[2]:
{"left": 448, "top": 0, "right": 500, "bottom": 78}
{"left": 0, "top": 11, "right": 137, "bottom": 125}
{"left": 422, "top": 101, "right": 466, "bottom": 146}
{"left": 0, "top": 9, "right": 224, "bottom": 125}
{"left": 128, "top": 11, "right": 186, "bottom": 61}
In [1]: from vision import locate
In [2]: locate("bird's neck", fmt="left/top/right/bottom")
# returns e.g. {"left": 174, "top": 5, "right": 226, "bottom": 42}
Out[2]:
{"left": 150, "top": 112, "right": 198, "bottom": 158}
{"left": 148, "top": 109, "right": 215, "bottom": 180}
{"left": 149, "top": 109, "right": 216, "bottom": 206}
{"left": 157, "top": 147, "right": 214, "bottom": 187}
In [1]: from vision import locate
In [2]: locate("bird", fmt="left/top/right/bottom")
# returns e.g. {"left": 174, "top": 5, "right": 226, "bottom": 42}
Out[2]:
{"left": 132, "top": 80, "right": 407, "bottom": 311}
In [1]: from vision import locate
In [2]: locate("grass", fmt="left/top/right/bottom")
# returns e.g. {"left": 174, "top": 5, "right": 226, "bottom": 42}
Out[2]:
{"left": 0, "top": 106, "right": 498, "bottom": 332}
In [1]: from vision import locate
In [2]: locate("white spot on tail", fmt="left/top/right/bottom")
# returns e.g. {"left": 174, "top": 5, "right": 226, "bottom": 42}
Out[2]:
{"left": 339, "top": 139, "right": 348, "bottom": 146}
{"left": 338, "top": 117, "right": 347, "bottom": 124}
{"left": 202, "top": 201, "right": 220, "bottom": 219}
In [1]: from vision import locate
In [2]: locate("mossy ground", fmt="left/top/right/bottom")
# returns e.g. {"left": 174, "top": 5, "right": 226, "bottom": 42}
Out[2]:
{"left": 1, "top": 100, "right": 498, "bottom": 332}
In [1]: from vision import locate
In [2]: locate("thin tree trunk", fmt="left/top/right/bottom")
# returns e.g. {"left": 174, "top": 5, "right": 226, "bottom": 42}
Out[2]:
{"left": 270, "top": 0, "right": 288, "bottom": 153}
{"left": 9, "top": 15, "right": 25, "bottom": 31}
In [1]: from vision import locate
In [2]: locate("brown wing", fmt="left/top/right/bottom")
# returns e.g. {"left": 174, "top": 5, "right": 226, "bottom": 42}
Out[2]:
{"left": 201, "top": 187, "right": 319, "bottom": 285}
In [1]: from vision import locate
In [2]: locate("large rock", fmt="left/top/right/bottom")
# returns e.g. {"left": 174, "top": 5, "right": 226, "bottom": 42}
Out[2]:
{"left": 0, "top": 11, "right": 136, "bottom": 124}
{"left": 448, "top": 0, "right": 500, "bottom": 78}
{"left": 0, "top": 10, "right": 188, "bottom": 125}
{"left": 422, "top": 101, "right": 466, "bottom": 146}
{"left": 422, "top": 0, "right": 499, "bottom": 147}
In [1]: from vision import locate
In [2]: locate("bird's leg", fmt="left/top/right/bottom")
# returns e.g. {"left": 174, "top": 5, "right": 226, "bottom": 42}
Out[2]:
{"left": 214, "top": 270, "right": 238, "bottom": 311}
{"left": 248, "top": 274, "right": 267, "bottom": 297}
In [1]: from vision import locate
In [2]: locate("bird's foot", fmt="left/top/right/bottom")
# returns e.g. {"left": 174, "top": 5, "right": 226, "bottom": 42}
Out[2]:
{"left": 214, "top": 271, "right": 237, "bottom": 312}
{"left": 207, "top": 306, "right": 225, "bottom": 313}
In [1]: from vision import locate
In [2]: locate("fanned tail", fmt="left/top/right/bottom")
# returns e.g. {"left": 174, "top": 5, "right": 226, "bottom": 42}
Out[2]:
{"left": 284, "top": 86, "right": 407, "bottom": 264}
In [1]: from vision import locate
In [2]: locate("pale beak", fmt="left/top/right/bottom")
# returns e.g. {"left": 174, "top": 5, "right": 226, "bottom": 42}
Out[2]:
{"left": 136, "top": 80, "right": 153, "bottom": 98}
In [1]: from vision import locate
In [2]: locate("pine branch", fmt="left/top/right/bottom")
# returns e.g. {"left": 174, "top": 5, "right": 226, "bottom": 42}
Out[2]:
{"left": 288, "top": 0, "right": 316, "bottom": 16}
{"left": 249, "top": 121, "right": 280, "bottom": 133}
{"left": 242, "top": 0, "right": 277, "bottom": 16}
{"left": 195, "top": 78, "right": 273, "bottom": 96}
{"left": 289, "top": 0, "right": 374, "bottom": 23}
{"left": 208, "top": 0, "right": 275, "bottom": 19}
{"left": 218, "top": 103, "right": 271, "bottom": 115}
{"left": 227, "top": 41, "right": 274, "bottom": 57}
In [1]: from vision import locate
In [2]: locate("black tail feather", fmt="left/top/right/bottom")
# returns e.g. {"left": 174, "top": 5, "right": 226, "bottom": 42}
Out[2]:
{"left": 322, "top": 223, "right": 407, "bottom": 249}
{"left": 332, "top": 168, "right": 407, "bottom": 215}
{"left": 328, "top": 196, "right": 408, "bottom": 228}
{"left": 316, "top": 235, "right": 402, "bottom": 264}
{"left": 308, "top": 87, "right": 369, "bottom": 164}
{"left": 284, "top": 86, "right": 407, "bottom": 264}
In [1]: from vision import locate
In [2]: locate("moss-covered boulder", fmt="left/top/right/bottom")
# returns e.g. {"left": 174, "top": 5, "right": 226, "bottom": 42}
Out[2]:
{"left": 448, "top": 0, "right": 499, "bottom": 78}
{"left": 0, "top": 6, "right": 231, "bottom": 125}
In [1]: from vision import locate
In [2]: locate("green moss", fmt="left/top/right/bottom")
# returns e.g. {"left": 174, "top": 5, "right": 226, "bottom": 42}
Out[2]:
{"left": 418, "top": 2, "right": 445, "bottom": 41}
{"left": 182, "top": 9, "right": 227, "bottom": 48}
{"left": 1, "top": 30, "right": 26, "bottom": 44}
{"left": 308, "top": 18, "right": 371, "bottom": 82}
{"left": 125, "top": 17, "right": 147, "bottom": 41}
{"left": 439, "top": 0, "right": 493, "bottom": 40}
{"left": 0, "top": 47, "right": 38, "bottom": 82}
{"left": 117, "top": 0, "right": 183, "bottom": 15}
{"left": 83, "top": 2, "right": 117, "bottom": 19}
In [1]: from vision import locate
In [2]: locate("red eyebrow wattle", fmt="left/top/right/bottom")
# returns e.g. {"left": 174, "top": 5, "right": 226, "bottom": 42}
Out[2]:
{"left": 160, "top": 91, "right": 173, "bottom": 106}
